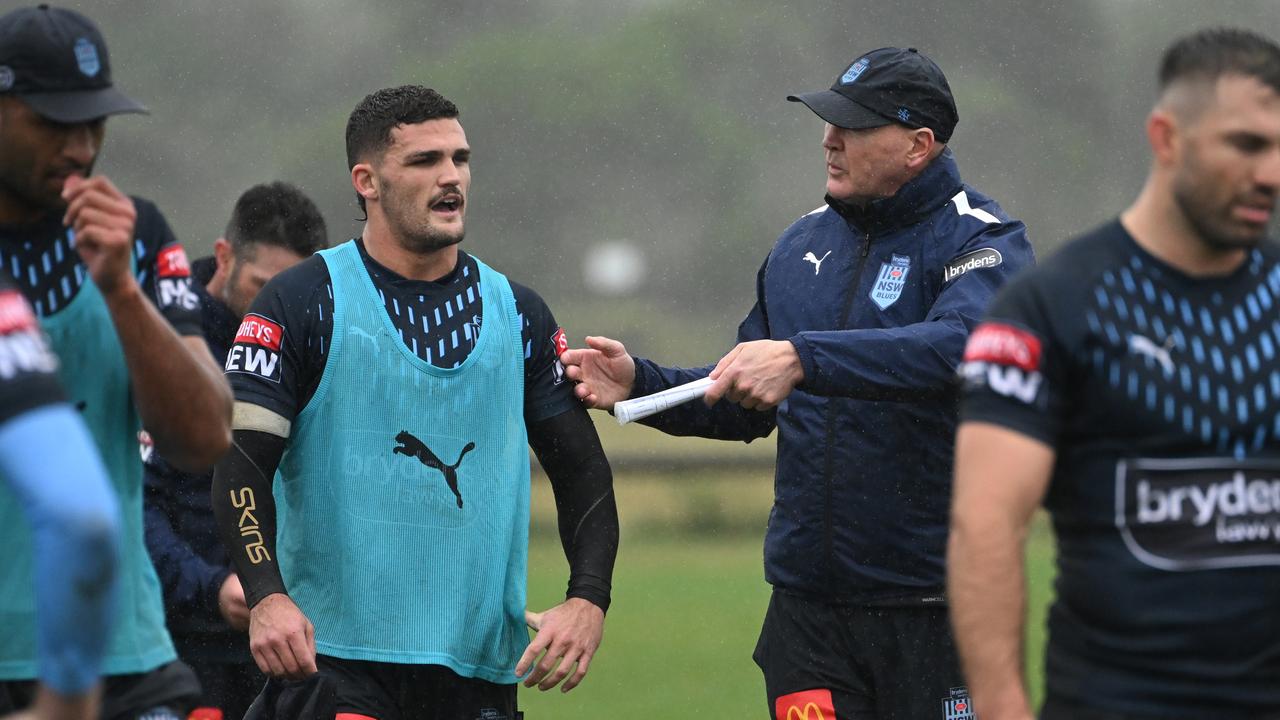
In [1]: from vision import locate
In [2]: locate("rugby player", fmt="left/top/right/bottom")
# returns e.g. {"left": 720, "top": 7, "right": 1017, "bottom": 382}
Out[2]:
{"left": 212, "top": 86, "right": 618, "bottom": 720}
{"left": 951, "top": 26, "right": 1280, "bottom": 720}
{"left": 0, "top": 5, "right": 232, "bottom": 718}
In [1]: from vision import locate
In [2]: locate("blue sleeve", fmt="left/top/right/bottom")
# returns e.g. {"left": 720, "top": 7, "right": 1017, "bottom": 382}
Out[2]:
{"left": 0, "top": 405, "right": 121, "bottom": 695}
{"left": 790, "top": 221, "right": 1034, "bottom": 401}
{"left": 628, "top": 258, "right": 777, "bottom": 442}
{"left": 143, "top": 459, "right": 230, "bottom": 617}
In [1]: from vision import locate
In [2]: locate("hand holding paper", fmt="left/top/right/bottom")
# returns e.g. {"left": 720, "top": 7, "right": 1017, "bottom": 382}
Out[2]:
{"left": 613, "top": 377, "right": 714, "bottom": 425}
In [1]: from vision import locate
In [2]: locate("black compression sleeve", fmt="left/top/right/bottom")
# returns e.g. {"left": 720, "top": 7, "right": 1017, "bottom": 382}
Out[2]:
{"left": 211, "top": 429, "right": 287, "bottom": 608}
{"left": 528, "top": 405, "right": 618, "bottom": 613}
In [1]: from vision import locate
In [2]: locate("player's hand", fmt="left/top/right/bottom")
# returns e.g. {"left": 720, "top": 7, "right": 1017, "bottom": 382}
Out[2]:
{"left": 516, "top": 598, "right": 604, "bottom": 693}
{"left": 248, "top": 593, "right": 317, "bottom": 680}
{"left": 704, "top": 339, "right": 803, "bottom": 410}
{"left": 218, "top": 573, "right": 251, "bottom": 632}
{"left": 61, "top": 175, "right": 138, "bottom": 300}
{"left": 560, "top": 336, "right": 636, "bottom": 411}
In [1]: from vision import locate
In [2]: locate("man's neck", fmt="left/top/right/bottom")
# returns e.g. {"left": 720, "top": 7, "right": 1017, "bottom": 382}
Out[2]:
{"left": 204, "top": 270, "right": 228, "bottom": 305}
{"left": 0, "top": 191, "right": 57, "bottom": 226}
{"left": 361, "top": 224, "right": 459, "bottom": 282}
{"left": 1121, "top": 178, "right": 1247, "bottom": 277}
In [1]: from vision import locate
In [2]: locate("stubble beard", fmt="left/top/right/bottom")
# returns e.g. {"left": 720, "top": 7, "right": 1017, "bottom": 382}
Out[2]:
{"left": 400, "top": 224, "right": 465, "bottom": 254}
{"left": 1173, "top": 173, "right": 1264, "bottom": 254}
{"left": 382, "top": 177, "right": 465, "bottom": 254}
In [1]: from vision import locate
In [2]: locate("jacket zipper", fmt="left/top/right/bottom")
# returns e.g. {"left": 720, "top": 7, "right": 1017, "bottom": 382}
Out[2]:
{"left": 822, "top": 232, "right": 872, "bottom": 586}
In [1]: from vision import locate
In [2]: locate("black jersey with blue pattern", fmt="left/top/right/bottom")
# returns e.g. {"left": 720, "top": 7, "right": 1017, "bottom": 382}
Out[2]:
{"left": 229, "top": 239, "right": 576, "bottom": 425}
{"left": 961, "top": 220, "right": 1280, "bottom": 717}
{"left": 0, "top": 200, "right": 202, "bottom": 336}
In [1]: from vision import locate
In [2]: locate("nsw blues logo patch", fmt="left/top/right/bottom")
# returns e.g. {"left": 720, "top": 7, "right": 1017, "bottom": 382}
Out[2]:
{"left": 841, "top": 57, "right": 870, "bottom": 84}
{"left": 74, "top": 37, "right": 100, "bottom": 77}
{"left": 870, "top": 254, "right": 911, "bottom": 310}
{"left": 941, "top": 687, "right": 975, "bottom": 719}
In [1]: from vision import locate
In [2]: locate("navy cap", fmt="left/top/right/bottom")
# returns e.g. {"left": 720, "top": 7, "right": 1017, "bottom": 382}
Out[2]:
{"left": 0, "top": 4, "right": 146, "bottom": 123}
{"left": 788, "top": 47, "right": 958, "bottom": 143}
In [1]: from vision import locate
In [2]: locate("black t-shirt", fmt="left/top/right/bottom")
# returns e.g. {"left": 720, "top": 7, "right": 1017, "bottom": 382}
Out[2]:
{"left": 0, "top": 271, "right": 64, "bottom": 426}
{"left": 228, "top": 240, "right": 576, "bottom": 425}
{"left": 961, "top": 220, "right": 1280, "bottom": 716}
{"left": 0, "top": 198, "right": 203, "bottom": 336}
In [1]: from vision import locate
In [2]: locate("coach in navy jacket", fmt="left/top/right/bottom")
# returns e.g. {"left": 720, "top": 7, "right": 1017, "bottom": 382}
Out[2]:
{"left": 562, "top": 47, "right": 1033, "bottom": 719}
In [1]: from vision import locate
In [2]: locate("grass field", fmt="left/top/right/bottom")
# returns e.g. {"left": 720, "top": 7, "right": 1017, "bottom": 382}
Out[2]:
{"left": 520, "top": 467, "right": 1058, "bottom": 719}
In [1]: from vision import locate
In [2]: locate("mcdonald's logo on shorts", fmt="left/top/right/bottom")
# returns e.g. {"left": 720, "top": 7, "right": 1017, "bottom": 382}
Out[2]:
{"left": 776, "top": 688, "right": 835, "bottom": 720}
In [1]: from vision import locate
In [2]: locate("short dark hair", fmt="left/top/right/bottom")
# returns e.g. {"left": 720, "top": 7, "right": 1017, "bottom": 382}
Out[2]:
{"left": 1159, "top": 28, "right": 1280, "bottom": 95}
{"left": 225, "top": 182, "right": 328, "bottom": 258}
{"left": 345, "top": 85, "right": 459, "bottom": 214}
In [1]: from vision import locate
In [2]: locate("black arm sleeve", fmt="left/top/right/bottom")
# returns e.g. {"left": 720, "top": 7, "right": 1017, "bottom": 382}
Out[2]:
{"left": 211, "top": 429, "right": 287, "bottom": 608}
{"left": 527, "top": 405, "right": 618, "bottom": 613}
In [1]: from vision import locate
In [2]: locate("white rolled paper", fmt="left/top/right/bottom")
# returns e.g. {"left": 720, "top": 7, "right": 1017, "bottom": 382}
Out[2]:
{"left": 614, "top": 377, "right": 715, "bottom": 425}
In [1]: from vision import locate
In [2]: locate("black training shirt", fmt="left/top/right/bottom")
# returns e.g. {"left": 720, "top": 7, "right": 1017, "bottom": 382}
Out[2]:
{"left": 961, "top": 220, "right": 1280, "bottom": 717}
{"left": 0, "top": 199, "right": 203, "bottom": 337}
{"left": 228, "top": 240, "right": 577, "bottom": 425}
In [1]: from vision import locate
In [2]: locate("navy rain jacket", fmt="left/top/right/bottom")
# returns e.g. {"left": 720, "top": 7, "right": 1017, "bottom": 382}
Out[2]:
{"left": 143, "top": 257, "right": 248, "bottom": 660}
{"left": 632, "top": 149, "right": 1034, "bottom": 602}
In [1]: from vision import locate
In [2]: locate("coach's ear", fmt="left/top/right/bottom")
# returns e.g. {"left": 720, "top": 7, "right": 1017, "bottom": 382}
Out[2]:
{"left": 351, "top": 162, "right": 379, "bottom": 204}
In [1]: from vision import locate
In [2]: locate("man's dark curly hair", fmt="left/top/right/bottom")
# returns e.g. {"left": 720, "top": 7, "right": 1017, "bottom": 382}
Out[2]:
{"left": 225, "top": 181, "right": 327, "bottom": 258}
{"left": 345, "top": 85, "right": 460, "bottom": 216}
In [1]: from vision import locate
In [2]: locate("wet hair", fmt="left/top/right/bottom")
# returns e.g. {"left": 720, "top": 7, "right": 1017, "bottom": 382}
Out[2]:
{"left": 225, "top": 181, "right": 328, "bottom": 259}
{"left": 1159, "top": 28, "right": 1280, "bottom": 95}
{"left": 345, "top": 85, "right": 459, "bottom": 215}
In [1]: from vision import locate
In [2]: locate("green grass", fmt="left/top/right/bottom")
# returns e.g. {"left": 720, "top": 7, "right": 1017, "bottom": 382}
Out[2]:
{"left": 524, "top": 535, "right": 770, "bottom": 718}
{"left": 520, "top": 472, "right": 1057, "bottom": 718}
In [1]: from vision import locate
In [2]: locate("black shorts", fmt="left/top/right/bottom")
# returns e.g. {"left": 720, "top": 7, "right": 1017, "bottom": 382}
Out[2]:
{"left": 1039, "top": 694, "right": 1280, "bottom": 720}
{"left": 182, "top": 656, "right": 264, "bottom": 720}
{"left": 0, "top": 660, "right": 201, "bottom": 720}
{"left": 318, "top": 655, "right": 519, "bottom": 720}
{"left": 752, "top": 589, "right": 972, "bottom": 720}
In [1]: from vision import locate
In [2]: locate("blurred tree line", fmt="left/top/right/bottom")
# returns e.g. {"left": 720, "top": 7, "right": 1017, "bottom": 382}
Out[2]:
{"left": 88, "top": 0, "right": 1280, "bottom": 363}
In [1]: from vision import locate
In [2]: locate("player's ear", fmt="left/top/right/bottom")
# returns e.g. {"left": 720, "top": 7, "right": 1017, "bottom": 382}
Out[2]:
{"left": 351, "top": 162, "right": 378, "bottom": 204}
{"left": 1147, "top": 109, "right": 1180, "bottom": 168}
{"left": 213, "top": 237, "right": 234, "bottom": 273}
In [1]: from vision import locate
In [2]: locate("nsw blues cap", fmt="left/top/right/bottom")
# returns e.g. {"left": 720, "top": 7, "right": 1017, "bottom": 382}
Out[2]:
{"left": 788, "top": 47, "right": 958, "bottom": 143}
{"left": 0, "top": 4, "right": 146, "bottom": 123}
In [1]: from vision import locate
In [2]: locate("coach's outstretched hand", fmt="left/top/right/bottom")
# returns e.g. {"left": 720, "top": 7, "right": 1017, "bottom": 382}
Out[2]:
{"left": 559, "top": 336, "right": 635, "bottom": 411}
{"left": 249, "top": 593, "right": 317, "bottom": 681}
{"left": 517, "top": 598, "right": 604, "bottom": 693}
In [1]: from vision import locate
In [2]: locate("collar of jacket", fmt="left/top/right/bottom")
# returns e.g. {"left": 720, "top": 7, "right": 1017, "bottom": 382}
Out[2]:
{"left": 825, "top": 147, "right": 964, "bottom": 235}
{"left": 192, "top": 255, "right": 239, "bottom": 351}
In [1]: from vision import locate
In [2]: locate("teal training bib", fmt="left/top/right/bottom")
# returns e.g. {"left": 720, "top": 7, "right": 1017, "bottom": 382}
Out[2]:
{"left": 277, "top": 240, "right": 530, "bottom": 682}
{"left": 0, "top": 237, "right": 175, "bottom": 679}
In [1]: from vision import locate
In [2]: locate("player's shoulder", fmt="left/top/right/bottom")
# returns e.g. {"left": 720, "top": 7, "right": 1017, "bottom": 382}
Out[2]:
{"left": 469, "top": 252, "right": 552, "bottom": 315}
{"left": 1008, "top": 220, "right": 1127, "bottom": 294}
{"left": 266, "top": 253, "right": 332, "bottom": 300}
{"left": 979, "top": 221, "right": 1124, "bottom": 330}
{"left": 128, "top": 196, "right": 172, "bottom": 240}
{"left": 506, "top": 275, "right": 554, "bottom": 319}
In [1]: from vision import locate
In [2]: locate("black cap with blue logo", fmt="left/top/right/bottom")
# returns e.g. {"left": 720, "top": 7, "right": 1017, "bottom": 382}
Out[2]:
{"left": 0, "top": 4, "right": 146, "bottom": 123}
{"left": 788, "top": 47, "right": 958, "bottom": 143}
